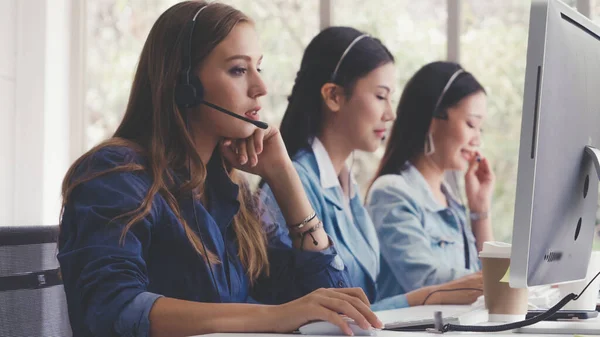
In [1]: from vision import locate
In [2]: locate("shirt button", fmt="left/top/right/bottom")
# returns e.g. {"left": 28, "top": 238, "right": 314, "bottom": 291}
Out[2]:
{"left": 338, "top": 281, "right": 345, "bottom": 288}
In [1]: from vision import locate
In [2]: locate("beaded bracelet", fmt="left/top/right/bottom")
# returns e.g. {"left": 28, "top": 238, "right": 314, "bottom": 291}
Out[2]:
{"left": 299, "top": 221, "right": 323, "bottom": 251}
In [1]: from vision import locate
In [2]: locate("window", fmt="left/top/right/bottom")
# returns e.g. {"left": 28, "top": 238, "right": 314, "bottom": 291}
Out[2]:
{"left": 460, "top": 0, "right": 530, "bottom": 243}
{"left": 563, "top": 0, "right": 579, "bottom": 7}
{"left": 85, "top": 0, "right": 174, "bottom": 148}
{"left": 594, "top": 0, "right": 600, "bottom": 23}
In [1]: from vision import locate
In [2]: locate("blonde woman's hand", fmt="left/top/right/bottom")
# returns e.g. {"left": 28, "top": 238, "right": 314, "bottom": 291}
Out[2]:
{"left": 266, "top": 288, "right": 383, "bottom": 335}
{"left": 219, "top": 126, "right": 292, "bottom": 180}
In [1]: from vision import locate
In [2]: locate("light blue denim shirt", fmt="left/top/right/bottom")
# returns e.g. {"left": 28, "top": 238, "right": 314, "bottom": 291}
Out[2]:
{"left": 365, "top": 163, "right": 480, "bottom": 301}
{"left": 259, "top": 139, "right": 409, "bottom": 310}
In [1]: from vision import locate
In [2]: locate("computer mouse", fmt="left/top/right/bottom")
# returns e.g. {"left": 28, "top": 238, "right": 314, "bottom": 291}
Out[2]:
{"left": 298, "top": 319, "right": 377, "bottom": 336}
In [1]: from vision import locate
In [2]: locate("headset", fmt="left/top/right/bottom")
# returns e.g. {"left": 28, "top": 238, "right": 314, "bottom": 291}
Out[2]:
{"left": 174, "top": 5, "right": 268, "bottom": 129}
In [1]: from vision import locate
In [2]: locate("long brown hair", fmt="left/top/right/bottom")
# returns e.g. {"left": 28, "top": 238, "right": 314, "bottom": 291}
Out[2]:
{"left": 60, "top": 1, "right": 269, "bottom": 282}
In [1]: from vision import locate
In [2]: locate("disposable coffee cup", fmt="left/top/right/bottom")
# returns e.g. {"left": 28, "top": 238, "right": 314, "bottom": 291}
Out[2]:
{"left": 479, "top": 241, "right": 528, "bottom": 322}
{"left": 558, "top": 251, "right": 600, "bottom": 311}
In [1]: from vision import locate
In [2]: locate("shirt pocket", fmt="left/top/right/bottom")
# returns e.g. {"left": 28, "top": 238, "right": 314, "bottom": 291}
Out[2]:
{"left": 426, "top": 231, "right": 459, "bottom": 266}
{"left": 428, "top": 232, "right": 457, "bottom": 249}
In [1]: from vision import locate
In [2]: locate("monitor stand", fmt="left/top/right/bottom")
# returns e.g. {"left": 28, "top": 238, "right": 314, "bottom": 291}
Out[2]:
{"left": 586, "top": 146, "right": 600, "bottom": 180}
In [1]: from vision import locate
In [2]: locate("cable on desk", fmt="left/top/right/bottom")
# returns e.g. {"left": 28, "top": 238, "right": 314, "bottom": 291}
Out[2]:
{"left": 428, "top": 270, "right": 600, "bottom": 333}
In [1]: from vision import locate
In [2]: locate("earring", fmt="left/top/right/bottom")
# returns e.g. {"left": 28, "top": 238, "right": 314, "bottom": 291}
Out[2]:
{"left": 424, "top": 133, "right": 435, "bottom": 156}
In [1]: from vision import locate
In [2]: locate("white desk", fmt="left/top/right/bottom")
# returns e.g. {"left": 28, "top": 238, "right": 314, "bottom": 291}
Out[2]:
{"left": 200, "top": 331, "right": 575, "bottom": 337}
{"left": 190, "top": 305, "right": 600, "bottom": 337}
{"left": 199, "top": 329, "right": 592, "bottom": 337}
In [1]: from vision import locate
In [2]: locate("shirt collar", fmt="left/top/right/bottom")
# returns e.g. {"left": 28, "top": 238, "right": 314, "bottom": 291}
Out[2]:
{"left": 311, "top": 137, "right": 343, "bottom": 189}
{"left": 401, "top": 162, "right": 461, "bottom": 212}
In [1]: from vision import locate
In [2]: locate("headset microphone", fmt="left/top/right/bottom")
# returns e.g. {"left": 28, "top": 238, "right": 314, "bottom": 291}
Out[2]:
{"left": 203, "top": 101, "right": 268, "bottom": 129}
{"left": 175, "top": 76, "right": 268, "bottom": 129}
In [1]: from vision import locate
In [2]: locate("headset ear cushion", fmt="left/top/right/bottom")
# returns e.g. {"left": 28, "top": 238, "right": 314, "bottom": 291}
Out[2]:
{"left": 175, "top": 82, "right": 197, "bottom": 108}
{"left": 189, "top": 76, "right": 205, "bottom": 106}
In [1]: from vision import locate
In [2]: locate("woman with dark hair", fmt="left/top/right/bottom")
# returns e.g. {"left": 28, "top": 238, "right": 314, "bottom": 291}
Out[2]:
{"left": 260, "top": 29, "right": 483, "bottom": 311}
{"left": 366, "top": 61, "right": 495, "bottom": 300}
{"left": 57, "top": 2, "right": 382, "bottom": 337}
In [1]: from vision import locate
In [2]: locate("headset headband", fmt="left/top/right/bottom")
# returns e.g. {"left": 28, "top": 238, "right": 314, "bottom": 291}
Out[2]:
{"left": 330, "top": 34, "right": 369, "bottom": 82}
{"left": 433, "top": 68, "right": 465, "bottom": 119}
{"left": 181, "top": 5, "right": 209, "bottom": 85}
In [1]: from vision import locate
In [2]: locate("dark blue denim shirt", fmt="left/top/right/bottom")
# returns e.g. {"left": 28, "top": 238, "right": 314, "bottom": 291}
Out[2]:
{"left": 58, "top": 146, "right": 350, "bottom": 337}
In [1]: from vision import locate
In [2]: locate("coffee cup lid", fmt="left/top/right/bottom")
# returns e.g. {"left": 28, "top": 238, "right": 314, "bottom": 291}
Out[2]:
{"left": 479, "top": 241, "right": 512, "bottom": 258}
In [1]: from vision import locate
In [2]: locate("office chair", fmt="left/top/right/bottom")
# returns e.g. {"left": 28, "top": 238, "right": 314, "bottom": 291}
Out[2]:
{"left": 0, "top": 225, "right": 72, "bottom": 337}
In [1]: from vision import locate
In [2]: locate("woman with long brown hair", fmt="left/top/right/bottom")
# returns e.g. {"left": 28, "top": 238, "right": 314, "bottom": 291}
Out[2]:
{"left": 57, "top": 2, "right": 380, "bottom": 336}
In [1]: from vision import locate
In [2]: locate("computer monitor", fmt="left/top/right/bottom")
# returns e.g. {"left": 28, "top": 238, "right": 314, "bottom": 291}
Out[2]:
{"left": 510, "top": 0, "right": 600, "bottom": 288}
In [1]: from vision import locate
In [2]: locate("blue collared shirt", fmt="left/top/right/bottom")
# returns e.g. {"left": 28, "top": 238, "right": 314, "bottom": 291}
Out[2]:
{"left": 58, "top": 146, "right": 350, "bottom": 337}
{"left": 365, "top": 163, "right": 481, "bottom": 300}
{"left": 259, "top": 140, "right": 409, "bottom": 311}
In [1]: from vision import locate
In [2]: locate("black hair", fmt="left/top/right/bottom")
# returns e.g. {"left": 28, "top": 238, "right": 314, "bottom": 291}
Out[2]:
{"left": 279, "top": 26, "right": 394, "bottom": 159}
{"left": 372, "top": 61, "right": 485, "bottom": 180}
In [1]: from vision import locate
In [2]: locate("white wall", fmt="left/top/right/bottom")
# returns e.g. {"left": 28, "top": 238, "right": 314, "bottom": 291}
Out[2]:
{"left": 43, "top": 0, "right": 72, "bottom": 224}
{"left": 0, "top": 0, "right": 17, "bottom": 225}
{"left": 1, "top": 0, "right": 75, "bottom": 226}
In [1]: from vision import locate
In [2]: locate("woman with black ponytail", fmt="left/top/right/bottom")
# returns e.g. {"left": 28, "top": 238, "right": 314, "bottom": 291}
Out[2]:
{"left": 260, "top": 28, "right": 483, "bottom": 311}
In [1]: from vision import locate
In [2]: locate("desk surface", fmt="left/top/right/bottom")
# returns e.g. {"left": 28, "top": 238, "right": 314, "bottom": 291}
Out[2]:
{"left": 199, "top": 332, "right": 569, "bottom": 337}
{"left": 189, "top": 305, "right": 598, "bottom": 337}
{"left": 199, "top": 329, "right": 591, "bottom": 337}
